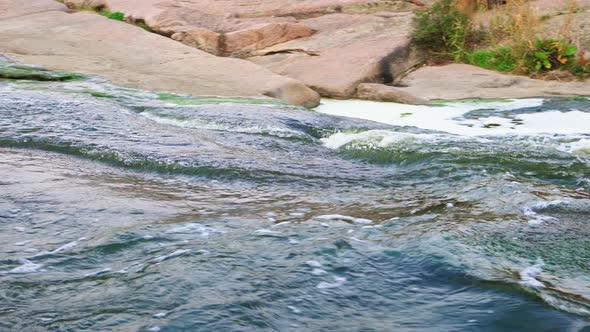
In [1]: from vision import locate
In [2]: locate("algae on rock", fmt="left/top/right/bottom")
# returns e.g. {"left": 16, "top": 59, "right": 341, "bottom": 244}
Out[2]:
{"left": 0, "top": 62, "right": 83, "bottom": 81}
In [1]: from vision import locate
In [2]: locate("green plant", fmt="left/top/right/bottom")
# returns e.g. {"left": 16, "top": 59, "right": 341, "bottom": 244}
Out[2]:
{"left": 98, "top": 11, "right": 153, "bottom": 31}
{"left": 523, "top": 39, "right": 577, "bottom": 73}
{"left": 570, "top": 63, "right": 590, "bottom": 79}
{"left": 99, "top": 11, "right": 125, "bottom": 21}
{"left": 469, "top": 47, "right": 515, "bottom": 72}
{"left": 411, "top": 0, "right": 475, "bottom": 60}
{"left": 136, "top": 21, "right": 153, "bottom": 32}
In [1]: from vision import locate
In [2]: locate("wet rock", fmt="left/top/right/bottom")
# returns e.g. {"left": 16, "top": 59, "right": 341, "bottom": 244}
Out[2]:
{"left": 355, "top": 83, "right": 430, "bottom": 104}
{"left": 0, "top": 61, "right": 83, "bottom": 81}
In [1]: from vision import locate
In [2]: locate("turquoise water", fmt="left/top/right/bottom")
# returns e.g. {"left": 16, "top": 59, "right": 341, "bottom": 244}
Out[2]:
{"left": 1, "top": 67, "right": 590, "bottom": 331}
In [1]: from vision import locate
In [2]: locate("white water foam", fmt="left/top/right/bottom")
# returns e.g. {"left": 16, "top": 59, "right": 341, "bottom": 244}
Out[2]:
{"left": 560, "top": 139, "right": 590, "bottom": 156}
{"left": 140, "top": 111, "right": 304, "bottom": 138}
{"left": 7, "top": 259, "right": 43, "bottom": 274}
{"left": 254, "top": 229, "right": 282, "bottom": 236}
{"left": 317, "top": 276, "right": 347, "bottom": 289}
{"left": 314, "top": 214, "right": 373, "bottom": 225}
{"left": 306, "top": 260, "right": 322, "bottom": 268}
{"left": 153, "top": 249, "right": 191, "bottom": 263}
{"left": 532, "top": 200, "right": 571, "bottom": 210}
{"left": 165, "top": 224, "right": 225, "bottom": 236}
{"left": 520, "top": 207, "right": 557, "bottom": 226}
{"left": 311, "top": 268, "right": 328, "bottom": 276}
{"left": 519, "top": 261, "right": 545, "bottom": 288}
{"left": 316, "top": 99, "right": 590, "bottom": 136}
{"left": 272, "top": 221, "right": 291, "bottom": 228}
{"left": 320, "top": 129, "right": 487, "bottom": 152}
{"left": 287, "top": 305, "right": 302, "bottom": 314}
{"left": 84, "top": 268, "right": 112, "bottom": 277}
{"left": 51, "top": 237, "right": 87, "bottom": 254}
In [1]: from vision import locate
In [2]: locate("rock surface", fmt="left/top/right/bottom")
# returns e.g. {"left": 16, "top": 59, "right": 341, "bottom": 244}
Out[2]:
{"left": 0, "top": 0, "right": 68, "bottom": 19}
{"left": 396, "top": 64, "right": 590, "bottom": 100}
{"left": 0, "top": 3, "right": 320, "bottom": 107}
{"left": 356, "top": 83, "right": 430, "bottom": 104}
{"left": 63, "top": 0, "right": 420, "bottom": 57}
{"left": 60, "top": 0, "right": 427, "bottom": 98}
{"left": 248, "top": 12, "right": 421, "bottom": 98}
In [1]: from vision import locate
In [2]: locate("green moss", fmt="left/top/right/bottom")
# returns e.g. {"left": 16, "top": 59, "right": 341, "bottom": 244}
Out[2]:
{"left": 158, "top": 93, "right": 284, "bottom": 106}
{"left": 99, "top": 11, "right": 125, "bottom": 21}
{"left": 0, "top": 62, "right": 84, "bottom": 81}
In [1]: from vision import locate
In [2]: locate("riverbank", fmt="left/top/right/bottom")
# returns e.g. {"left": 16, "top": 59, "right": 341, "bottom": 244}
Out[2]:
{"left": 1, "top": 0, "right": 589, "bottom": 106}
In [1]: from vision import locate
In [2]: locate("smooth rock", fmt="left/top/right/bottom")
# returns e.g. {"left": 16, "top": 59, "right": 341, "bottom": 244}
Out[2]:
{"left": 356, "top": 83, "right": 430, "bottom": 104}
{"left": 59, "top": 0, "right": 425, "bottom": 97}
{"left": 0, "top": 0, "right": 68, "bottom": 19}
{"left": 542, "top": 70, "right": 577, "bottom": 82}
{"left": 63, "top": 0, "right": 319, "bottom": 56}
{"left": 224, "top": 23, "right": 315, "bottom": 58}
{"left": 249, "top": 12, "right": 421, "bottom": 98}
{"left": 397, "top": 64, "right": 590, "bottom": 100}
{"left": 0, "top": 8, "right": 320, "bottom": 107}
{"left": 171, "top": 28, "right": 221, "bottom": 55}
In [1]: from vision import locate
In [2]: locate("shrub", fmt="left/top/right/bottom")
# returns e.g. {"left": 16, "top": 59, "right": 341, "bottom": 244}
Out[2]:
{"left": 411, "top": 0, "right": 475, "bottom": 60}
{"left": 522, "top": 39, "right": 577, "bottom": 73}
{"left": 570, "top": 52, "right": 590, "bottom": 78}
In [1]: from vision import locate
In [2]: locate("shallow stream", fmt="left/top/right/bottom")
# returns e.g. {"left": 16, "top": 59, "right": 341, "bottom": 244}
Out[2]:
{"left": 1, "top": 65, "right": 590, "bottom": 331}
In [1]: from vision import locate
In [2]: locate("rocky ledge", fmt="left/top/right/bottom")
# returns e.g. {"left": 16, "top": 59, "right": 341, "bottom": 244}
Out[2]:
{"left": 1, "top": 0, "right": 589, "bottom": 106}
{"left": 58, "top": 0, "right": 431, "bottom": 99}
{"left": 0, "top": 0, "right": 320, "bottom": 107}
{"left": 395, "top": 64, "right": 590, "bottom": 101}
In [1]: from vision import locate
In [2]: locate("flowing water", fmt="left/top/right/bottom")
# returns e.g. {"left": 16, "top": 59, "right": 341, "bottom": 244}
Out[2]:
{"left": 1, "top": 64, "right": 590, "bottom": 331}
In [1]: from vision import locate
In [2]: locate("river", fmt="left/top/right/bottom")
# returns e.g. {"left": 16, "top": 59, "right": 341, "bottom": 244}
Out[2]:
{"left": 1, "top": 65, "right": 590, "bottom": 331}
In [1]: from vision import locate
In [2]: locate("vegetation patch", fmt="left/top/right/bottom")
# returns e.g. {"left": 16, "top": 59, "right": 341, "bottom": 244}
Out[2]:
{"left": 412, "top": 0, "right": 590, "bottom": 79}
{"left": 0, "top": 62, "right": 84, "bottom": 81}
{"left": 96, "top": 11, "right": 152, "bottom": 31}
{"left": 411, "top": 0, "right": 478, "bottom": 61}
{"left": 467, "top": 48, "right": 515, "bottom": 72}
{"left": 99, "top": 11, "right": 125, "bottom": 21}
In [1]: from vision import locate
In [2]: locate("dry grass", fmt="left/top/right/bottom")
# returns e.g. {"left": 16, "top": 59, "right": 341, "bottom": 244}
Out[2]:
{"left": 487, "top": 0, "right": 540, "bottom": 46}
{"left": 560, "top": 0, "right": 580, "bottom": 45}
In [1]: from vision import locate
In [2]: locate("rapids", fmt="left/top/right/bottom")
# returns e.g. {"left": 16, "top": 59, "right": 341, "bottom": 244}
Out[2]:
{"left": 1, "top": 64, "right": 590, "bottom": 331}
